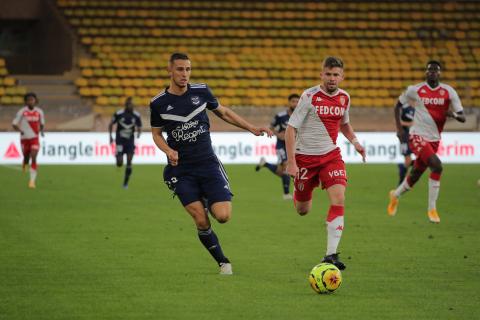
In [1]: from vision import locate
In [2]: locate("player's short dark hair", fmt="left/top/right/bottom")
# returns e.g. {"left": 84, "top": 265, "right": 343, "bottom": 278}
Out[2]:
{"left": 288, "top": 94, "right": 300, "bottom": 101}
{"left": 125, "top": 97, "right": 133, "bottom": 105}
{"left": 323, "top": 56, "right": 344, "bottom": 69}
{"left": 24, "top": 92, "right": 37, "bottom": 102}
{"left": 169, "top": 52, "right": 190, "bottom": 63}
{"left": 426, "top": 60, "right": 442, "bottom": 69}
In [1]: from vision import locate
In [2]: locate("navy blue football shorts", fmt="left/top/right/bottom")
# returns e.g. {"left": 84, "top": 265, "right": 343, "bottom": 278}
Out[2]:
{"left": 115, "top": 138, "right": 135, "bottom": 156}
{"left": 163, "top": 156, "right": 233, "bottom": 207}
{"left": 276, "top": 147, "right": 288, "bottom": 164}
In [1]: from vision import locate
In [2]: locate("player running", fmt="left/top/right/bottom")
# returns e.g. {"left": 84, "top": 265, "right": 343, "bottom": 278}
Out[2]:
{"left": 12, "top": 92, "right": 45, "bottom": 189}
{"left": 255, "top": 93, "right": 300, "bottom": 200}
{"left": 150, "top": 53, "right": 272, "bottom": 275}
{"left": 393, "top": 94, "right": 415, "bottom": 185}
{"left": 109, "top": 97, "right": 142, "bottom": 189}
{"left": 387, "top": 60, "right": 466, "bottom": 223}
{"left": 285, "top": 57, "right": 366, "bottom": 270}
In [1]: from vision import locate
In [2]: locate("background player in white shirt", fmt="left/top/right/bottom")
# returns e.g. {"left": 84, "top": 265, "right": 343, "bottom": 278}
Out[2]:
{"left": 388, "top": 61, "right": 465, "bottom": 223}
{"left": 12, "top": 93, "right": 45, "bottom": 188}
{"left": 285, "top": 57, "right": 365, "bottom": 270}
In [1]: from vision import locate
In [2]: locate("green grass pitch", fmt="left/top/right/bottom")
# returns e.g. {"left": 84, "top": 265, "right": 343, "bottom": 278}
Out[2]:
{"left": 1, "top": 164, "right": 479, "bottom": 319}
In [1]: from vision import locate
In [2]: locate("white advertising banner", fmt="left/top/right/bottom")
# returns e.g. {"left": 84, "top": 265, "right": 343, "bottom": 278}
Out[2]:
{"left": 0, "top": 132, "right": 479, "bottom": 164}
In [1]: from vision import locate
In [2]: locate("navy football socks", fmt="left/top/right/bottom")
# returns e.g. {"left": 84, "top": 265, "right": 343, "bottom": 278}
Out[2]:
{"left": 282, "top": 174, "right": 290, "bottom": 194}
{"left": 124, "top": 165, "right": 132, "bottom": 186}
{"left": 197, "top": 228, "right": 229, "bottom": 264}
{"left": 398, "top": 163, "right": 407, "bottom": 185}
{"left": 264, "top": 163, "right": 278, "bottom": 174}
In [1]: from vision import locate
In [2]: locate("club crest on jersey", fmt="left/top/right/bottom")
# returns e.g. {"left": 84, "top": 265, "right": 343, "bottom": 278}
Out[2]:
{"left": 191, "top": 96, "right": 201, "bottom": 105}
{"left": 439, "top": 89, "right": 445, "bottom": 96}
{"left": 340, "top": 96, "right": 346, "bottom": 106}
{"left": 297, "top": 182, "right": 304, "bottom": 191}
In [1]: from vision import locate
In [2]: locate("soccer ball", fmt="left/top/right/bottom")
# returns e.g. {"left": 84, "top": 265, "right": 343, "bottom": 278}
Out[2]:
{"left": 308, "top": 263, "right": 342, "bottom": 294}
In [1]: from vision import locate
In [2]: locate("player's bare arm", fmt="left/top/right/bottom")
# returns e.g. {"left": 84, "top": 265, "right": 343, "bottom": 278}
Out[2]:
{"left": 340, "top": 123, "right": 366, "bottom": 162}
{"left": 40, "top": 124, "right": 45, "bottom": 137}
{"left": 151, "top": 127, "right": 178, "bottom": 166}
{"left": 447, "top": 110, "right": 466, "bottom": 123}
{"left": 394, "top": 100, "right": 405, "bottom": 139}
{"left": 212, "top": 105, "right": 273, "bottom": 137}
{"left": 12, "top": 124, "right": 23, "bottom": 135}
{"left": 275, "top": 129, "right": 286, "bottom": 141}
{"left": 136, "top": 125, "right": 142, "bottom": 139}
{"left": 285, "top": 125, "right": 298, "bottom": 177}
{"left": 108, "top": 121, "right": 114, "bottom": 144}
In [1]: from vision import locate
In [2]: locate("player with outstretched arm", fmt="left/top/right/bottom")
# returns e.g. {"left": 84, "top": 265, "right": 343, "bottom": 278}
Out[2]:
{"left": 150, "top": 53, "right": 272, "bottom": 275}
{"left": 285, "top": 57, "right": 365, "bottom": 270}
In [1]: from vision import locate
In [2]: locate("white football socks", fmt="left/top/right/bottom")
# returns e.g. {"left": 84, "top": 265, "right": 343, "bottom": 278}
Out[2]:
{"left": 326, "top": 216, "right": 344, "bottom": 256}
{"left": 30, "top": 169, "right": 37, "bottom": 182}
{"left": 428, "top": 178, "right": 440, "bottom": 211}
{"left": 394, "top": 179, "right": 411, "bottom": 198}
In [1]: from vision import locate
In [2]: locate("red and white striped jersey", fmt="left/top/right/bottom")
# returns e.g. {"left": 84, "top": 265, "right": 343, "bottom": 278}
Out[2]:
{"left": 288, "top": 85, "right": 350, "bottom": 155}
{"left": 12, "top": 106, "right": 45, "bottom": 140}
{"left": 401, "top": 82, "right": 463, "bottom": 142}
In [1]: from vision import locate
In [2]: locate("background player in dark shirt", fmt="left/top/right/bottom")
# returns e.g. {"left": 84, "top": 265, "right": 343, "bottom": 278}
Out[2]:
{"left": 109, "top": 97, "right": 142, "bottom": 188}
{"left": 394, "top": 93, "right": 415, "bottom": 185}
{"left": 255, "top": 94, "right": 299, "bottom": 199}
{"left": 150, "top": 53, "right": 272, "bottom": 275}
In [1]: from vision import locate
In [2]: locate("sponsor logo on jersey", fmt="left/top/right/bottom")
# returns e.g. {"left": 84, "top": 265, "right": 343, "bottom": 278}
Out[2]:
{"left": 191, "top": 96, "right": 200, "bottom": 105}
{"left": 166, "top": 105, "right": 174, "bottom": 111}
{"left": 315, "top": 96, "right": 322, "bottom": 102}
{"left": 315, "top": 105, "right": 345, "bottom": 117}
{"left": 171, "top": 120, "right": 207, "bottom": 142}
{"left": 420, "top": 89, "right": 427, "bottom": 93}
{"left": 24, "top": 114, "right": 40, "bottom": 122}
{"left": 421, "top": 97, "right": 445, "bottom": 106}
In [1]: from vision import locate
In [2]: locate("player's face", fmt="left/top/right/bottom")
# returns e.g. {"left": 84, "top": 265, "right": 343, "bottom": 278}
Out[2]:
{"left": 168, "top": 59, "right": 191, "bottom": 88}
{"left": 25, "top": 96, "right": 36, "bottom": 108}
{"left": 125, "top": 101, "right": 134, "bottom": 112}
{"left": 425, "top": 64, "right": 441, "bottom": 83}
{"left": 288, "top": 97, "right": 299, "bottom": 111}
{"left": 321, "top": 67, "right": 344, "bottom": 93}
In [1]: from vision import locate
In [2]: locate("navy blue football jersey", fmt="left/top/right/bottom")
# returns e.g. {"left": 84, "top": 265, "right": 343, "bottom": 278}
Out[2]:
{"left": 150, "top": 83, "right": 219, "bottom": 164}
{"left": 270, "top": 110, "right": 290, "bottom": 149}
{"left": 111, "top": 109, "right": 142, "bottom": 141}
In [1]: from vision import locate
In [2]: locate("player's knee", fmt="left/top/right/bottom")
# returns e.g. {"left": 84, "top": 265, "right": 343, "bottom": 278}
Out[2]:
{"left": 330, "top": 194, "right": 345, "bottom": 206}
{"left": 297, "top": 208, "right": 309, "bottom": 216}
{"left": 215, "top": 213, "right": 230, "bottom": 224}
{"left": 295, "top": 203, "right": 310, "bottom": 216}
{"left": 432, "top": 163, "right": 443, "bottom": 173}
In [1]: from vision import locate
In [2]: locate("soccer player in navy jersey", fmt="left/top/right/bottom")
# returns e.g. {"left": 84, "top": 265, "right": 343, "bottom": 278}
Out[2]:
{"left": 150, "top": 53, "right": 272, "bottom": 275}
{"left": 255, "top": 94, "right": 299, "bottom": 200}
{"left": 109, "top": 97, "right": 142, "bottom": 188}
{"left": 393, "top": 94, "right": 415, "bottom": 185}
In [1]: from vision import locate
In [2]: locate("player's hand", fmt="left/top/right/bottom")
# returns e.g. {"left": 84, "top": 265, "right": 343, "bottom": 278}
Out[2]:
{"left": 286, "top": 161, "right": 299, "bottom": 178}
{"left": 396, "top": 129, "right": 404, "bottom": 140}
{"left": 251, "top": 126, "right": 273, "bottom": 137}
{"left": 166, "top": 149, "right": 179, "bottom": 166}
{"left": 40, "top": 131, "right": 45, "bottom": 137}
{"left": 354, "top": 142, "right": 366, "bottom": 163}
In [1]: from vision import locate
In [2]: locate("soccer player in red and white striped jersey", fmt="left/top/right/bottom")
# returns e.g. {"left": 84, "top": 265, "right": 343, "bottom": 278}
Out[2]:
{"left": 387, "top": 61, "right": 466, "bottom": 223}
{"left": 12, "top": 93, "right": 45, "bottom": 188}
{"left": 285, "top": 57, "right": 366, "bottom": 270}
